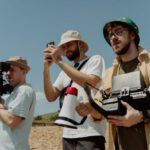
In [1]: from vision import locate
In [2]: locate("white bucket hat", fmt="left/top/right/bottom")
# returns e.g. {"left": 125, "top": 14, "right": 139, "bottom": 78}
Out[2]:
{"left": 58, "top": 30, "right": 88, "bottom": 52}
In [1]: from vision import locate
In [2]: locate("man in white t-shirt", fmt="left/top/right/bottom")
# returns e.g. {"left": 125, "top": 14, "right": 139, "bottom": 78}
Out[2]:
{"left": 0, "top": 56, "right": 36, "bottom": 150}
{"left": 43, "top": 30, "right": 106, "bottom": 150}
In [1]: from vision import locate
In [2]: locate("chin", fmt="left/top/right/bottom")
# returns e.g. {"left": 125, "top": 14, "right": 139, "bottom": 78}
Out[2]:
{"left": 113, "top": 48, "right": 120, "bottom": 53}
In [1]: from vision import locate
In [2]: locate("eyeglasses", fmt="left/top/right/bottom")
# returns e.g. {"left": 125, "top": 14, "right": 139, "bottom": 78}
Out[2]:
{"left": 107, "top": 28, "right": 127, "bottom": 40}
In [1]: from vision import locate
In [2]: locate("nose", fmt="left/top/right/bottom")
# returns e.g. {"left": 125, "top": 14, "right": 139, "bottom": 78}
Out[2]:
{"left": 108, "top": 32, "right": 117, "bottom": 43}
{"left": 6, "top": 70, "right": 11, "bottom": 78}
{"left": 6, "top": 70, "right": 10, "bottom": 74}
{"left": 111, "top": 33, "right": 119, "bottom": 40}
{"left": 110, "top": 34, "right": 118, "bottom": 43}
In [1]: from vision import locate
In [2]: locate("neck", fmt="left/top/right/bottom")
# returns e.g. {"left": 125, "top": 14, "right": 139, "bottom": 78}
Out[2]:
{"left": 120, "top": 44, "right": 138, "bottom": 62}
{"left": 74, "top": 53, "right": 87, "bottom": 63}
{"left": 14, "top": 79, "right": 26, "bottom": 88}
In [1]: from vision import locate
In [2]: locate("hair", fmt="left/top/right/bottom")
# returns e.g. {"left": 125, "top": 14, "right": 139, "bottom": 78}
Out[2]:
{"left": 105, "top": 22, "right": 139, "bottom": 48}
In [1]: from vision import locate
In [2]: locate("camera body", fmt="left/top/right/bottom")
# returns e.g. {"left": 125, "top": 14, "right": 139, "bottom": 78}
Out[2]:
{"left": 85, "top": 71, "right": 150, "bottom": 118}
{"left": 0, "top": 62, "right": 13, "bottom": 96}
{"left": 102, "top": 87, "right": 150, "bottom": 116}
{"left": 101, "top": 94, "right": 124, "bottom": 116}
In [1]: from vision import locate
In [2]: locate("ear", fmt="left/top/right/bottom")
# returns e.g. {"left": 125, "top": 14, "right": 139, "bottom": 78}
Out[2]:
{"left": 59, "top": 46, "right": 66, "bottom": 56}
{"left": 130, "top": 32, "right": 136, "bottom": 41}
{"left": 78, "top": 41, "right": 84, "bottom": 51}
{"left": 22, "top": 69, "right": 27, "bottom": 74}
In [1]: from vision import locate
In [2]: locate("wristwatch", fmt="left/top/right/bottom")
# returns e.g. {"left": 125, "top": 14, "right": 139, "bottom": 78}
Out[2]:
{"left": 142, "top": 110, "right": 150, "bottom": 123}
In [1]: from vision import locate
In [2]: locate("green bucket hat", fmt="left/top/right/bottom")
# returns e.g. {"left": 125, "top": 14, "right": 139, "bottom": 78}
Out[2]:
{"left": 103, "top": 17, "right": 140, "bottom": 45}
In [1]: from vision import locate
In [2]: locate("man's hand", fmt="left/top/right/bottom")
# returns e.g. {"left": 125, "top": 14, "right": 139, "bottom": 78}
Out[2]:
{"left": 44, "top": 45, "right": 63, "bottom": 64}
{"left": 107, "top": 101, "right": 143, "bottom": 127}
{"left": 43, "top": 45, "right": 64, "bottom": 71}
{"left": 0, "top": 104, "right": 5, "bottom": 109}
{"left": 76, "top": 101, "right": 92, "bottom": 117}
{"left": 43, "top": 46, "right": 54, "bottom": 68}
{"left": 76, "top": 101, "right": 103, "bottom": 120}
{"left": 0, "top": 98, "right": 5, "bottom": 109}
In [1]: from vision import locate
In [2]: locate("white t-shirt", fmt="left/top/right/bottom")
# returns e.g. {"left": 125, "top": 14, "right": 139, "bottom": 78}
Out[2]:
{"left": 0, "top": 84, "right": 36, "bottom": 150}
{"left": 53, "top": 55, "right": 106, "bottom": 139}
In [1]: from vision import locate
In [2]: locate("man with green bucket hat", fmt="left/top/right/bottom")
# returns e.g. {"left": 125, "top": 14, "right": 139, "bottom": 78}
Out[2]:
{"left": 99, "top": 17, "right": 150, "bottom": 150}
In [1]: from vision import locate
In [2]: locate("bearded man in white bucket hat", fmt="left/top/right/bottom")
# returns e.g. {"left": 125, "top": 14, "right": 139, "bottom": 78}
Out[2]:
{"left": 43, "top": 30, "right": 106, "bottom": 150}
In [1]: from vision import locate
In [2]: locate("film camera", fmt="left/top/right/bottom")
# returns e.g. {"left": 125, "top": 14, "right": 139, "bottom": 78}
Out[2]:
{"left": 84, "top": 71, "right": 150, "bottom": 117}
{"left": 0, "top": 62, "right": 13, "bottom": 96}
{"left": 101, "top": 86, "right": 150, "bottom": 117}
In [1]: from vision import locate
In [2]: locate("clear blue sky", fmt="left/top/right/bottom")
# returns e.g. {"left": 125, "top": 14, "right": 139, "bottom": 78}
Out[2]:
{"left": 1, "top": 0, "right": 150, "bottom": 115}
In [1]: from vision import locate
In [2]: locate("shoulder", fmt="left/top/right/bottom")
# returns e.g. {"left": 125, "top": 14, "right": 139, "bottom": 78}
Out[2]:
{"left": 17, "top": 84, "right": 35, "bottom": 94}
{"left": 16, "top": 84, "right": 36, "bottom": 102}
{"left": 87, "top": 55, "right": 105, "bottom": 65}
{"left": 89, "top": 55, "right": 104, "bottom": 61}
{"left": 139, "top": 47, "right": 150, "bottom": 61}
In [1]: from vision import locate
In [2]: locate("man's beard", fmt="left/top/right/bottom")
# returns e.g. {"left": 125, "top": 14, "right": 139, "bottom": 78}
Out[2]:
{"left": 67, "top": 47, "right": 80, "bottom": 61}
{"left": 115, "top": 42, "right": 130, "bottom": 55}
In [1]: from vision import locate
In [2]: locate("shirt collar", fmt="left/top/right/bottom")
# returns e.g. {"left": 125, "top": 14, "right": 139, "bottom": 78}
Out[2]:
{"left": 73, "top": 56, "right": 89, "bottom": 67}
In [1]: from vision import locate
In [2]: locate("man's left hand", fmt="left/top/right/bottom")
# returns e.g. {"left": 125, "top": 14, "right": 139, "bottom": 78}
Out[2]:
{"left": 76, "top": 101, "right": 92, "bottom": 117}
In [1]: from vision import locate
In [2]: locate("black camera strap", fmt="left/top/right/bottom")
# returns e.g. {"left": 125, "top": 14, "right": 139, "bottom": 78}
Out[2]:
{"left": 83, "top": 82, "right": 108, "bottom": 117}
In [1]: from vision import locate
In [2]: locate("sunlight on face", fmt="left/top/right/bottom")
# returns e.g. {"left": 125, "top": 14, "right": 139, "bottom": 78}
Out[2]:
{"left": 61, "top": 41, "right": 80, "bottom": 61}
{"left": 6, "top": 65, "right": 26, "bottom": 87}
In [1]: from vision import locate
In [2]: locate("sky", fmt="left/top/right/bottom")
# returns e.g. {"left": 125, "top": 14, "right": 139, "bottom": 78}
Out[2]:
{"left": 1, "top": 0, "right": 150, "bottom": 116}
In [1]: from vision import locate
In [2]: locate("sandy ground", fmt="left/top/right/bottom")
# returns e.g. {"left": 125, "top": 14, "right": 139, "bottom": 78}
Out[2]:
{"left": 29, "top": 125, "right": 63, "bottom": 150}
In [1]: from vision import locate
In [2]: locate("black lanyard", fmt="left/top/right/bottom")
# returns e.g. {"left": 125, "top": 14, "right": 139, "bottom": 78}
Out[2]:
{"left": 59, "top": 57, "right": 90, "bottom": 109}
{"left": 69, "top": 57, "right": 90, "bottom": 86}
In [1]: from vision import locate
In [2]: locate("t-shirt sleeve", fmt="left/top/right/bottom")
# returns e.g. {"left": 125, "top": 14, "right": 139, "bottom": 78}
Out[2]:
{"left": 8, "top": 86, "right": 34, "bottom": 119}
{"left": 85, "top": 55, "right": 105, "bottom": 78}
{"left": 53, "top": 71, "right": 64, "bottom": 91}
{"left": 53, "top": 71, "right": 68, "bottom": 91}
